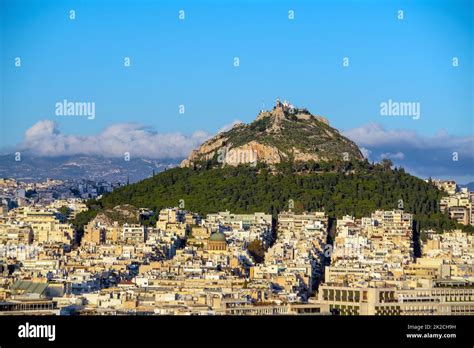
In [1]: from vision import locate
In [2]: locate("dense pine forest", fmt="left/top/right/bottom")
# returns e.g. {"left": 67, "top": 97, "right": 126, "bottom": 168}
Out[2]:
{"left": 73, "top": 160, "right": 468, "bottom": 238}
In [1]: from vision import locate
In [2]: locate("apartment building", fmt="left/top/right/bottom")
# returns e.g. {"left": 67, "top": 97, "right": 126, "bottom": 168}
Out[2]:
{"left": 9, "top": 207, "right": 75, "bottom": 244}
{"left": 0, "top": 223, "right": 33, "bottom": 245}
{"left": 317, "top": 281, "right": 474, "bottom": 315}
{"left": 440, "top": 188, "right": 473, "bottom": 226}
{"left": 122, "top": 224, "right": 145, "bottom": 244}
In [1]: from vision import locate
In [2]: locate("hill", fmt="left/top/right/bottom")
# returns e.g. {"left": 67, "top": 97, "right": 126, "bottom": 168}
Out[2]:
{"left": 181, "top": 100, "right": 363, "bottom": 168}
{"left": 74, "top": 161, "right": 459, "bottom": 236}
{"left": 73, "top": 101, "right": 462, "bottom": 237}
{"left": 460, "top": 182, "right": 474, "bottom": 192}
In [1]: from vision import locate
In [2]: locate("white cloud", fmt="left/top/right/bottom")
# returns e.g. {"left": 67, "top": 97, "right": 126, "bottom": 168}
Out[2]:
{"left": 379, "top": 152, "right": 405, "bottom": 160}
{"left": 20, "top": 120, "right": 211, "bottom": 159}
{"left": 343, "top": 123, "right": 474, "bottom": 183}
{"left": 16, "top": 120, "right": 474, "bottom": 183}
{"left": 343, "top": 123, "right": 473, "bottom": 156}
{"left": 25, "top": 119, "right": 60, "bottom": 138}
{"left": 360, "top": 147, "right": 372, "bottom": 159}
{"left": 218, "top": 119, "right": 243, "bottom": 133}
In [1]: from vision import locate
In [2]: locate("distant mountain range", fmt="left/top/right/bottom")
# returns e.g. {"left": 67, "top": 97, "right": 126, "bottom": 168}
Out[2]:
{"left": 460, "top": 182, "right": 474, "bottom": 191}
{"left": 0, "top": 154, "right": 180, "bottom": 183}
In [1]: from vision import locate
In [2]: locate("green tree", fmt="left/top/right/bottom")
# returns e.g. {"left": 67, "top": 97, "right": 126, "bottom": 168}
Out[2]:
{"left": 247, "top": 240, "right": 265, "bottom": 263}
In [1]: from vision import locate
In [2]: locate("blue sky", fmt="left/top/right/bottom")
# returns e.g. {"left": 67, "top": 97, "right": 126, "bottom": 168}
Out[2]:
{"left": 0, "top": 0, "right": 473, "bottom": 182}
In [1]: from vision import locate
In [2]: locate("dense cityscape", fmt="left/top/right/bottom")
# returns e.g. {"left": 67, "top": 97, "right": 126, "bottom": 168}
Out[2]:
{"left": 1, "top": 0, "right": 472, "bottom": 345}
{"left": 0, "top": 176, "right": 473, "bottom": 316}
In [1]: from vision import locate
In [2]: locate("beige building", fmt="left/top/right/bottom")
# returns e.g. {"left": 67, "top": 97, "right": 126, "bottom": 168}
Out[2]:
{"left": 440, "top": 188, "right": 473, "bottom": 226}
{"left": 122, "top": 224, "right": 145, "bottom": 244}
{"left": 9, "top": 207, "right": 75, "bottom": 244}
{"left": 0, "top": 223, "right": 33, "bottom": 244}
{"left": 207, "top": 232, "right": 227, "bottom": 252}
{"left": 317, "top": 282, "right": 474, "bottom": 315}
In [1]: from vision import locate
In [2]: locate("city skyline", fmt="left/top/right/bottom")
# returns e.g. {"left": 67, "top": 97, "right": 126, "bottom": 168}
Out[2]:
{"left": 1, "top": 2, "right": 474, "bottom": 343}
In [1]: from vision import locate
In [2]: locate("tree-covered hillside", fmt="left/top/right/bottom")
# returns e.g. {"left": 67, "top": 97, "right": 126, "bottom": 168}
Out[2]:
{"left": 73, "top": 160, "right": 460, "bottom": 235}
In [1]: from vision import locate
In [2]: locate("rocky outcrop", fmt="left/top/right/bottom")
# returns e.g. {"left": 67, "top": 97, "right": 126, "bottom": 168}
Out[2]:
{"left": 180, "top": 134, "right": 229, "bottom": 167}
{"left": 181, "top": 99, "right": 364, "bottom": 168}
{"left": 223, "top": 141, "right": 285, "bottom": 166}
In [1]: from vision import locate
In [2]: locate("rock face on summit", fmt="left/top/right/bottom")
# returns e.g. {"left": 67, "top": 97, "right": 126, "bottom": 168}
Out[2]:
{"left": 180, "top": 100, "right": 364, "bottom": 168}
